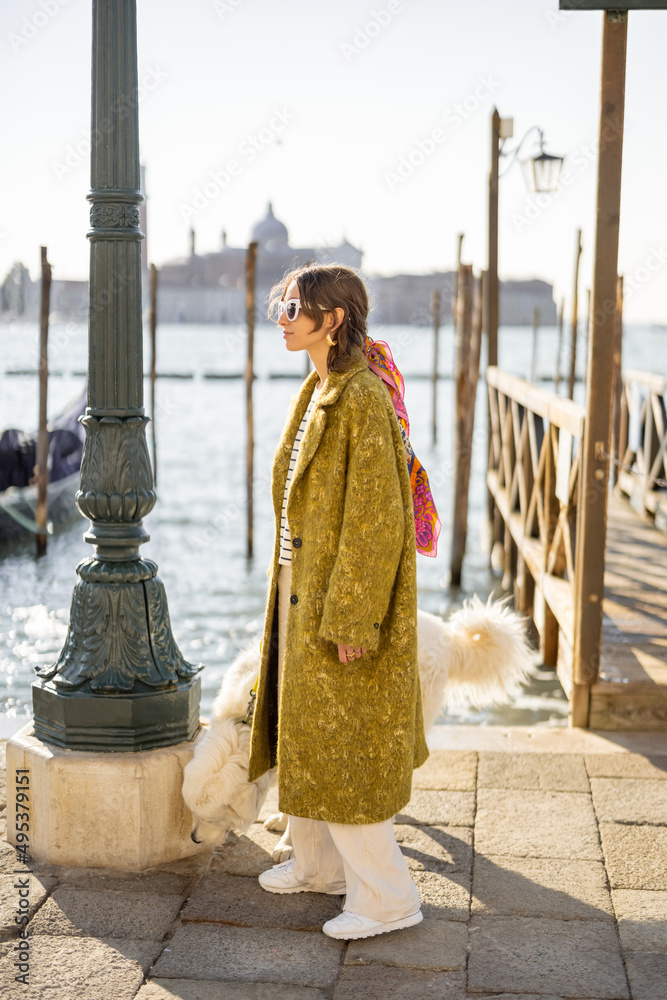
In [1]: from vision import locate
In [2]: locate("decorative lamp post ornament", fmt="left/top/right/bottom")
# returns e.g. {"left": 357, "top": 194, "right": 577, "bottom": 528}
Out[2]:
{"left": 31, "top": 0, "right": 203, "bottom": 752}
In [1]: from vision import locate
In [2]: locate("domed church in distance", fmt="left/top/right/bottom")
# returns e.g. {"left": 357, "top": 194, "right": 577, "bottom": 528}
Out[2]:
{"left": 157, "top": 203, "right": 363, "bottom": 324}
{"left": 0, "top": 201, "right": 557, "bottom": 329}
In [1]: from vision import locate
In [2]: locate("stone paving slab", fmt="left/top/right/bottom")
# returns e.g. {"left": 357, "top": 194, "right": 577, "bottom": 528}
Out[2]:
{"left": 467, "top": 915, "right": 630, "bottom": 998}
{"left": 393, "top": 824, "right": 473, "bottom": 875}
{"left": 344, "top": 917, "right": 467, "bottom": 971}
{"left": 395, "top": 789, "right": 475, "bottom": 827}
{"left": 209, "top": 826, "right": 282, "bottom": 878}
{"left": 625, "top": 953, "right": 667, "bottom": 1000}
{"left": 29, "top": 887, "right": 184, "bottom": 940}
{"left": 151, "top": 922, "right": 343, "bottom": 989}
{"left": 612, "top": 888, "right": 667, "bottom": 952}
{"left": 0, "top": 870, "right": 57, "bottom": 941}
{"left": 411, "top": 870, "right": 470, "bottom": 922}
{"left": 590, "top": 778, "right": 667, "bottom": 824}
{"left": 0, "top": 839, "right": 54, "bottom": 879}
{"left": 599, "top": 822, "right": 667, "bottom": 889}
{"left": 137, "top": 981, "right": 327, "bottom": 1000}
{"left": 472, "top": 855, "right": 614, "bottom": 920}
{"left": 478, "top": 752, "right": 590, "bottom": 791}
{"left": 475, "top": 789, "right": 602, "bottom": 860}
{"left": 3, "top": 736, "right": 666, "bottom": 998}
{"left": 412, "top": 751, "right": 477, "bottom": 790}
{"left": 585, "top": 753, "right": 667, "bottom": 780}
{"left": 0, "top": 935, "right": 162, "bottom": 1000}
{"left": 51, "top": 866, "right": 193, "bottom": 896}
{"left": 332, "top": 966, "right": 467, "bottom": 1000}
{"left": 181, "top": 872, "right": 342, "bottom": 931}
{"left": 0, "top": 838, "right": 19, "bottom": 875}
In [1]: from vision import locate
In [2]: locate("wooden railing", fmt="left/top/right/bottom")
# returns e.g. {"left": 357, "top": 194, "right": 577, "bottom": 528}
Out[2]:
{"left": 614, "top": 370, "right": 667, "bottom": 530}
{"left": 486, "top": 367, "right": 600, "bottom": 725}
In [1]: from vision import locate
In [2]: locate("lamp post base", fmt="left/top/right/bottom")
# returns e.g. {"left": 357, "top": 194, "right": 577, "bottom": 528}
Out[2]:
{"left": 31, "top": 676, "right": 201, "bottom": 752}
{"left": 6, "top": 718, "right": 211, "bottom": 871}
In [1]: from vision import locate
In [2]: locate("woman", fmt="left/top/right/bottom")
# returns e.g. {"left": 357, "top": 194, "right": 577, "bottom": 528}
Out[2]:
{"left": 248, "top": 263, "right": 439, "bottom": 941}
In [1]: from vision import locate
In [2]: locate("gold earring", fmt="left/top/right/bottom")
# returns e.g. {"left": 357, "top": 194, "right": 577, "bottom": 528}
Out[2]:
{"left": 326, "top": 332, "right": 337, "bottom": 347}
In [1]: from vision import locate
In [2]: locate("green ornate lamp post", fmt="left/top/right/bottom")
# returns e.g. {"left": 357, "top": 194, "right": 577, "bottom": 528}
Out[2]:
{"left": 32, "top": 0, "right": 202, "bottom": 751}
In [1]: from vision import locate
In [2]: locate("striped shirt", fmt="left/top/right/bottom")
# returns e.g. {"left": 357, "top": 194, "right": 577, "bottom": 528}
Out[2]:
{"left": 279, "top": 381, "right": 323, "bottom": 565}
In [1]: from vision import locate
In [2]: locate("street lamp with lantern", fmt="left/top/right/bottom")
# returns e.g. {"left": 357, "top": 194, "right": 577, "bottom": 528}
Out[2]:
{"left": 486, "top": 109, "right": 564, "bottom": 559}
{"left": 500, "top": 125, "right": 565, "bottom": 194}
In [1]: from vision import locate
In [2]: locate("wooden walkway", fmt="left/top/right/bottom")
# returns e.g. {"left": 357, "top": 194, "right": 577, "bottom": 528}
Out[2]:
{"left": 486, "top": 366, "right": 667, "bottom": 730}
{"left": 591, "top": 493, "right": 667, "bottom": 729}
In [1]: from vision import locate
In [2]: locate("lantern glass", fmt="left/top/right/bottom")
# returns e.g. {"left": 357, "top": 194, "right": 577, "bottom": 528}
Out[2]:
{"left": 520, "top": 152, "right": 564, "bottom": 193}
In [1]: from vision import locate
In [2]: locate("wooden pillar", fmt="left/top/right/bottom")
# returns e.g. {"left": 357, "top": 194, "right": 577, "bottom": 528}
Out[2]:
{"left": 554, "top": 296, "right": 565, "bottom": 393}
{"left": 610, "top": 274, "right": 624, "bottom": 487}
{"left": 530, "top": 308, "right": 540, "bottom": 384}
{"left": 487, "top": 109, "right": 500, "bottom": 370}
{"left": 451, "top": 234, "right": 464, "bottom": 329}
{"left": 468, "top": 271, "right": 484, "bottom": 445}
{"left": 572, "top": 9, "right": 628, "bottom": 727}
{"left": 541, "top": 424, "right": 559, "bottom": 666}
{"left": 36, "top": 247, "right": 52, "bottom": 557}
{"left": 245, "top": 241, "right": 258, "bottom": 559}
{"left": 450, "top": 264, "right": 474, "bottom": 587}
{"left": 567, "top": 228, "right": 583, "bottom": 400}
{"left": 431, "top": 288, "right": 441, "bottom": 445}
{"left": 487, "top": 109, "right": 501, "bottom": 558}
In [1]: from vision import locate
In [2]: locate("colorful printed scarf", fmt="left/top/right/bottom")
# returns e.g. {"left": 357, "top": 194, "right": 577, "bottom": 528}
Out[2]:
{"left": 364, "top": 335, "right": 441, "bottom": 558}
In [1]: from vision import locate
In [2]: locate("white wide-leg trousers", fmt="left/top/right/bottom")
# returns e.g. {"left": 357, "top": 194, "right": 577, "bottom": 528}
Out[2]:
{"left": 276, "top": 561, "right": 421, "bottom": 922}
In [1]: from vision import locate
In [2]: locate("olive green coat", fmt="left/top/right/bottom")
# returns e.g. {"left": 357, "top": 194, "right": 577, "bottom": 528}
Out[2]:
{"left": 248, "top": 355, "right": 429, "bottom": 824}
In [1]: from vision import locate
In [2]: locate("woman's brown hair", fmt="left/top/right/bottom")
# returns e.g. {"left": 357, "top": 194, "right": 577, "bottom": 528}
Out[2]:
{"left": 268, "top": 263, "right": 370, "bottom": 374}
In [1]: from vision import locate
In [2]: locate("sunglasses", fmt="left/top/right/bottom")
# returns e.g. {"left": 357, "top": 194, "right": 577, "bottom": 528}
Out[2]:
{"left": 277, "top": 298, "right": 329, "bottom": 323}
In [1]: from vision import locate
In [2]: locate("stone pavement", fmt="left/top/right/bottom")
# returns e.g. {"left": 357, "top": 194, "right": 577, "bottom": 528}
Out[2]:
{"left": 1, "top": 726, "right": 666, "bottom": 1000}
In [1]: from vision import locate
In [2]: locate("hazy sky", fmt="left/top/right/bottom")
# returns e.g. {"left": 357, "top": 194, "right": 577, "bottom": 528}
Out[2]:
{"left": 2, "top": 0, "right": 666, "bottom": 323}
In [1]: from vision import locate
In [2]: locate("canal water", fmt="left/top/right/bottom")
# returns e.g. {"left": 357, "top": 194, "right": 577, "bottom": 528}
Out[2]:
{"left": 1, "top": 319, "right": 664, "bottom": 733}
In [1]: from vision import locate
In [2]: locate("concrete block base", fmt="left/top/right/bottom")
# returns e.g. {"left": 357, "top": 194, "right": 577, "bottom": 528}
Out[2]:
{"left": 5, "top": 721, "right": 211, "bottom": 871}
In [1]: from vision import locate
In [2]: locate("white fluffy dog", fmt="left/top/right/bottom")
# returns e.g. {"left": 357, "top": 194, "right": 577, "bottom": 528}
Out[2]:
{"left": 182, "top": 597, "right": 534, "bottom": 857}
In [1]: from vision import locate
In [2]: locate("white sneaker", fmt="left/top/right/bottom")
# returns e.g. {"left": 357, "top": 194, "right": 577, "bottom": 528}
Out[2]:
{"left": 258, "top": 858, "right": 346, "bottom": 895}
{"left": 322, "top": 908, "right": 423, "bottom": 940}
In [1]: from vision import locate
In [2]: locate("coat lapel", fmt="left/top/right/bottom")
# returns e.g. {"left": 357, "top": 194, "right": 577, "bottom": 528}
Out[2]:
{"left": 271, "top": 356, "right": 369, "bottom": 515}
{"left": 289, "top": 356, "right": 368, "bottom": 491}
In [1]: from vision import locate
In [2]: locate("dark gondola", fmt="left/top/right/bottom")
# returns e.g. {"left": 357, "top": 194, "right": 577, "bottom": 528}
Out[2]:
{"left": 0, "top": 385, "right": 87, "bottom": 544}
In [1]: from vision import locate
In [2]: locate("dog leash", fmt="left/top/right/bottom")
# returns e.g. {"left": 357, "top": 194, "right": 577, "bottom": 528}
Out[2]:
{"left": 239, "top": 676, "right": 259, "bottom": 726}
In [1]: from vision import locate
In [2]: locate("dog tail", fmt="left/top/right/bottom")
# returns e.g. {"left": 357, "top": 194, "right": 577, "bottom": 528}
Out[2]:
{"left": 443, "top": 595, "right": 535, "bottom": 709}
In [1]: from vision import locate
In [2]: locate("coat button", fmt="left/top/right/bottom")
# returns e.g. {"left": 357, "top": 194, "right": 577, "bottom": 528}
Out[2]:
{"left": 374, "top": 622, "right": 379, "bottom": 629}
{"left": 290, "top": 594, "right": 298, "bottom": 605}
{"left": 292, "top": 537, "right": 302, "bottom": 548}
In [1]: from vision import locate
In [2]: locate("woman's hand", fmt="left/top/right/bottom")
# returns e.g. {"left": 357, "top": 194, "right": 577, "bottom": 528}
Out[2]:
{"left": 337, "top": 643, "right": 367, "bottom": 664}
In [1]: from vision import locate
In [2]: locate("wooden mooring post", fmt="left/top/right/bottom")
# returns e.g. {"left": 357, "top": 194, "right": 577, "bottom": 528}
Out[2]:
{"left": 431, "top": 288, "right": 441, "bottom": 445}
{"left": 36, "top": 246, "right": 51, "bottom": 556}
{"left": 450, "top": 263, "right": 475, "bottom": 587}
{"left": 554, "top": 296, "right": 565, "bottom": 393}
{"left": 451, "top": 233, "right": 464, "bottom": 328}
{"left": 149, "top": 263, "right": 158, "bottom": 487}
{"left": 611, "top": 274, "right": 624, "bottom": 487}
{"left": 530, "top": 308, "right": 540, "bottom": 384}
{"left": 245, "top": 241, "right": 258, "bottom": 559}
{"left": 567, "top": 228, "right": 583, "bottom": 400}
{"left": 468, "top": 270, "right": 484, "bottom": 449}
{"left": 571, "top": 10, "right": 628, "bottom": 727}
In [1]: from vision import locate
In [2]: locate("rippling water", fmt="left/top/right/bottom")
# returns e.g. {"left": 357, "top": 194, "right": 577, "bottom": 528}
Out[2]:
{"left": 1, "top": 318, "right": 664, "bottom": 731}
